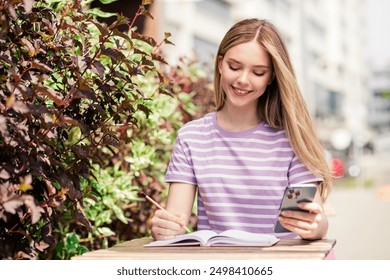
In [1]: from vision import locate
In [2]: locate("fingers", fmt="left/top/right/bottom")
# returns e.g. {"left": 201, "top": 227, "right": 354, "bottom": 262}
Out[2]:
{"left": 297, "top": 202, "right": 322, "bottom": 214}
{"left": 151, "top": 210, "right": 187, "bottom": 240}
{"left": 278, "top": 204, "right": 324, "bottom": 239}
{"left": 156, "top": 209, "right": 187, "bottom": 226}
{"left": 278, "top": 214, "right": 321, "bottom": 231}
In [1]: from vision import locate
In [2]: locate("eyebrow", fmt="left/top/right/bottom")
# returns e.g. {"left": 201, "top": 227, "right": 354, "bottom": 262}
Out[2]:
{"left": 227, "top": 58, "right": 271, "bottom": 69}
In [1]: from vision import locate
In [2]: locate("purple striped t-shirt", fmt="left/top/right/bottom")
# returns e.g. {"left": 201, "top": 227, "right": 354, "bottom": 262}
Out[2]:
{"left": 165, "top": 112, "right": 322, "bottom": 238}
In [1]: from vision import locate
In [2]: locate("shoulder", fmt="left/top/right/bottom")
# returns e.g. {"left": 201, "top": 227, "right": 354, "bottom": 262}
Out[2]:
{"left": 177, "top": 112, "right": 215, "bottom": 136}
{"left": 255, "top": 122, "right": 288, "bottom": 139}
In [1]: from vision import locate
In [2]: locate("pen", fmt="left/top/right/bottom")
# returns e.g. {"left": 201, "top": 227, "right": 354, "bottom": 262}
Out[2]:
{"left": 140, "top": 191, "right": 191, "bottom": 233}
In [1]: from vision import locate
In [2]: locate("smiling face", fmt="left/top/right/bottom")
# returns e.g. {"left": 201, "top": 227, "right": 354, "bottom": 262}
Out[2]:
{"left": 218, "top": 40, "right": 273, "bottom": 112}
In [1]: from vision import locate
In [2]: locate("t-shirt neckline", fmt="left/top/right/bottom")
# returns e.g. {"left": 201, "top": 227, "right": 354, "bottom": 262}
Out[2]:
{"left": 211, "top": 111, "right": 265, "bottom": 137}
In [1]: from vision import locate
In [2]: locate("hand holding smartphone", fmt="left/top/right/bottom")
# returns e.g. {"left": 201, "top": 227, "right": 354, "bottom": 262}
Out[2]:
{"left": 274, "top": 183, "right": 317, "bottom": 233}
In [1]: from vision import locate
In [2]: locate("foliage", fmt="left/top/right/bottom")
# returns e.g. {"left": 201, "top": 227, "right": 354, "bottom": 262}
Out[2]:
{"left": 0, "top": 0, "right": 215, "bottom": 259}
{"left": 66, "top": 58, "right": 214, "bottom": 256}
{"left": 0, "top": 0, "right": 179, "bottom": 259}
{"left": 381, "top": 90, "right": 390, "bottom": 99}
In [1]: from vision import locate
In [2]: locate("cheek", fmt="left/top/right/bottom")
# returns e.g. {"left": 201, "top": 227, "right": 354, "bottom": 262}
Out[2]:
{"left": 253, "top": 78, "right": 269, "bottom": 91}
{"left": 220, "top": 68, "right": 234, "bottom": 84}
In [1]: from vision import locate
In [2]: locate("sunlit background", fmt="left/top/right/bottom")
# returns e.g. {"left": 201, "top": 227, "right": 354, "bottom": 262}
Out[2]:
{"left": 98, "top": 0, "right": 390, "bottom": 259}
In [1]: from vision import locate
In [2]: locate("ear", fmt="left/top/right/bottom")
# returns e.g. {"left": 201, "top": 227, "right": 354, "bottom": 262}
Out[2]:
{"left": 217, "top": 55, "right": 223, "bottom": 73}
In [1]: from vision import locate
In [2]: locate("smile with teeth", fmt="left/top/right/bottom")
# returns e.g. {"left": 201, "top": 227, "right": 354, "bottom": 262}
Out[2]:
{"left": 232, "top": 86, "right": 251, "bottom": 96}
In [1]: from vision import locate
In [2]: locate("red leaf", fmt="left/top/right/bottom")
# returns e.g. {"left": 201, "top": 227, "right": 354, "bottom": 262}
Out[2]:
{"left": 34, "top": 241, "right": 50, "bottom": 252}
{"left": 12, "top": 101, "right": 30, "bottom": 114}
{"left": 35, "top": 86, "right": 65, "bottom": 107}
{"left": 23, "top": 195, "right": 44, "bottom": 224}
{"left": 23, "top": 0, "right": 33, "bottom": 13}
{"left": 3, "top": 198, "right": 23, "bottom": 214}
{"left": 0, "top": 169, "right": 10, "bottom": 180}
{"left": 72, "top": 210, "right": 92, "bottom": 232}
{"left": 30, "top": 60, "right": 53, "bottom": 72}
{"left": 92, "top": 60, "right": 105, "bottom": 78}
{"left": 90, "top": 21, "right": 110, "bottom": 37}
{"left": 20, "top": 38, "right": 38, "bottom": 57}
{"left": 62, "top": 115, "right": 79, "bottom": 126}
{"left": 45, "top": 180, "right": 57, "bottom": 196}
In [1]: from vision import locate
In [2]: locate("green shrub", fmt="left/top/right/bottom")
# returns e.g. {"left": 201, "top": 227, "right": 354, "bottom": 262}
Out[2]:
{"left": 0, "top": 0, "right": 214, "bottom": 259}
{"left": 74, "top": 60, "right": 214, "bottom": 254}
{"left": 0, "top": 0, "right": 176, "bottom": 259}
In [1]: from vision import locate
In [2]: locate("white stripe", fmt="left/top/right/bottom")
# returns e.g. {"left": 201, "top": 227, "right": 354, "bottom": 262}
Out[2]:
{"left": 207, "top": 220, "right": 275, "bottom": 228}
{"left": 183, "top": 146, "right": 293, "bottom": 154}
{"left": 180, "top": 128, "right": 285, "bottom": 137}
{"left": 184, "top": 137, "right": 289, "bottom": 145}
{"left": 172, "top": 162, "right": 288, "bottom": 172}
{"left": 202, "top": 201, "right": 279, "bottom": 210}
{"left": 169, "top": 170, "right": 286, "bottom": 181}
{"left": 197, "top": 225, "right": 211, "bottom": 229}
{"left": 289, "top": 171, "right": 313, "bottom": 180}
{"left": 194, "top": 173, "right": 286, "bottom": 181}
{"left": 202, "top": 193, "right": 281, "bottom": 199}
{"left": 175, "top": 154, "right": 292, "bottom": 162}
{"left": 170, "top": 162, "right": 192, "bottom": 169}
{"left": 205, "top": 211, "right": 276, "bottom": 219}
{"left": 253, "top": 129, "right": 285, "bottom": 136}
{"left": 289, "top": 163, "right": 305, "bottom": 172}
{"left": 201, "top": 183, "right": 286, "bottom": 190}
{"left": 167, "top": 171, "right": 195, "bottom": 177}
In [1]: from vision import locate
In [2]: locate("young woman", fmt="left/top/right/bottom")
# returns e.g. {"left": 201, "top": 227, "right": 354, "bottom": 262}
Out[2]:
{"left": 151, "top": 19, "right": 332, "bottom": 241}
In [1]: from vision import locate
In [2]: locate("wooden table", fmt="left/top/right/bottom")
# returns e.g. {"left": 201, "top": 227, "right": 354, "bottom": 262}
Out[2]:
{"left": 72, "top": 237, "right": 336, "bottom": 260}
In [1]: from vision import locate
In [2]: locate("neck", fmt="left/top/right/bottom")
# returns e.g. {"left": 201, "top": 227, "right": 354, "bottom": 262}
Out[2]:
{"left": 217, "top": 105, "right": 261, "bottom": 132}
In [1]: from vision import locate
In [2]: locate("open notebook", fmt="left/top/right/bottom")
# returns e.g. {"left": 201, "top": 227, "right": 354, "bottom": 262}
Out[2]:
{"left": 144, "top": 229, "right": 279, "bottom": 247}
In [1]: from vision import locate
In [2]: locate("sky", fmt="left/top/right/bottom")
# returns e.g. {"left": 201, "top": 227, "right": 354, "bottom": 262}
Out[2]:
{"left": 366, "top": 0, "right": 390, "bottom": 69}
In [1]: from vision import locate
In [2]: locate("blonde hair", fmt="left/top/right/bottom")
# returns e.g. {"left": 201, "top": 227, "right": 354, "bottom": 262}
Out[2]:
{"left": 214, "top": 19, "right": 332, "bottom": 199}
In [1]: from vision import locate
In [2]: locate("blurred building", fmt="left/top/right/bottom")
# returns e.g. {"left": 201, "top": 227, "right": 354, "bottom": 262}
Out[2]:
{"left": 367, "top": 66, "right": 390, "bottom": 152}
{"left": 149, "top": 0, "right": 370, "bottom": 154}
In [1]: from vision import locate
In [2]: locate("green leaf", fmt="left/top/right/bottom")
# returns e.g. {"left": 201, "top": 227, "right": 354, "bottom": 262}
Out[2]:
{"left": 66, "top": 233, "right": 79, "bottom": 249}
{"left": 111, "top": 204, "right": 127, "bottom": 224}
{"left": 87, "top": 8, "right": 116, "bottom": 19}
{"left": 99, "top": 0, "right": 118, "bottom": 4}
{"left": 381, "top": 90, "right": 390, "bottom": 98}
{"left": 97, "top": 227, "right": 115, "bottom": 237}
{"left": 140, "top": 6, "right": 154, "bottom": 20}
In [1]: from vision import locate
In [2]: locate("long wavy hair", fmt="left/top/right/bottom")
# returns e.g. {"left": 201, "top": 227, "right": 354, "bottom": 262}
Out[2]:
{"left": 214, "top": 19, "right": 332, "bottom": 199}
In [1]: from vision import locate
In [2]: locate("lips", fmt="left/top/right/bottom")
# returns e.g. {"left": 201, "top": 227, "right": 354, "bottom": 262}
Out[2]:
{"left": 231, "top": 85, "right": 251, "bottom": 96}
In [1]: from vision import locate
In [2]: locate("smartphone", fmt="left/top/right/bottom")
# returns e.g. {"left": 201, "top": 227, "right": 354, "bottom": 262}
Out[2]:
{"left": 273, "top": 184, "right": 317, "bottom": 233}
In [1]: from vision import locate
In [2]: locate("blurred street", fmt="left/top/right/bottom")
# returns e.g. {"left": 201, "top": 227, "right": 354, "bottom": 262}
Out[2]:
{"left": 325, "top": 152, "right": 390, "bottom": 259}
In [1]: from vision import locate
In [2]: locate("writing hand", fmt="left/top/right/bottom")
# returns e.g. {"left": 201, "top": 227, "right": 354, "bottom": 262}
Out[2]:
{"left": 151, "top": 210, "right": 188, "bottom": 240}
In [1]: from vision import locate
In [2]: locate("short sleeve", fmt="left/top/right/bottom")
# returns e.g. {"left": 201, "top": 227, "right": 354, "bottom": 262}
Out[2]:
{"left": 165, "top": 136, "right": 197, "bottom": 185}
{"left": 288, "top": 154, "right": 323, "bottom": 185}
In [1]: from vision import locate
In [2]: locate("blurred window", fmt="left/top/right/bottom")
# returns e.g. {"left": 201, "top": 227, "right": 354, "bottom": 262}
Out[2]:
{"left": 194, "top": 35, "right": 217, "bottom": 71}
{"left": 195, "top": 0, "right": 230, "bottom": 20}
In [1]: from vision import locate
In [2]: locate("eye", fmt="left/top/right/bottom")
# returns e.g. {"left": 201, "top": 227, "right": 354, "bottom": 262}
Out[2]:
{"left": 228, "top": 64, "right": 239, "bottom": 71}
{"left": 254, "top": 72, "right": 265, "bottom": 77}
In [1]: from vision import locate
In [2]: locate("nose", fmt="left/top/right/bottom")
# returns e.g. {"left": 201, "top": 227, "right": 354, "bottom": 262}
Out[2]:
{"left": 237, "top": 70, "right": 249, "bottom": 85}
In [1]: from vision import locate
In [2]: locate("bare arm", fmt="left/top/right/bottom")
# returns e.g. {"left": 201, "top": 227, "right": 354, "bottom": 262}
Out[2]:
{"left": 151, "top": 182, "right": 196, "bottom": 240}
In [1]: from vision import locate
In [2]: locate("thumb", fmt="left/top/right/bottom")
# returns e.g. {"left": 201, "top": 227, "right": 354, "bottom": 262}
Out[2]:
{"left": 176, "top": 213, "right": 187, "bottom": 226}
